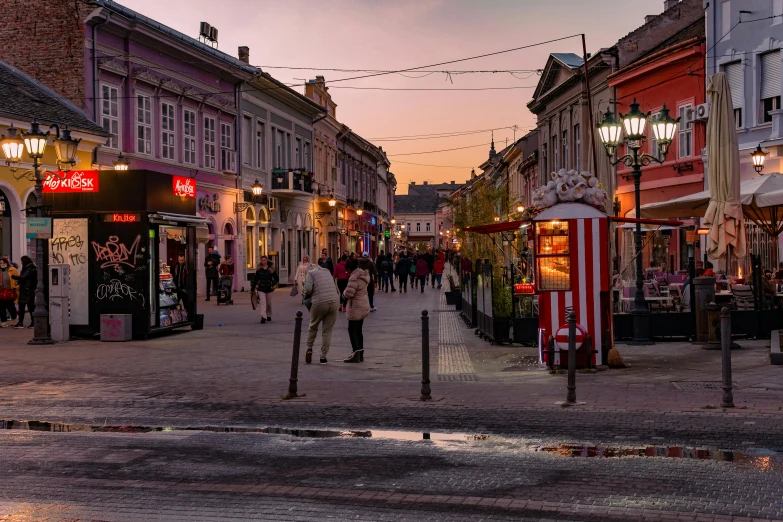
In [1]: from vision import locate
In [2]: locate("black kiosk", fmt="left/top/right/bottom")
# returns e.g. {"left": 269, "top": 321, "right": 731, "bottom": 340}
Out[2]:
{"left": 44, "top": 170, "right": 202, "bottom": 338}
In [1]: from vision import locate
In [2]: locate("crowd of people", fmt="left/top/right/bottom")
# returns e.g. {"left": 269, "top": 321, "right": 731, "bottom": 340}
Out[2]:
{"left": 0, "top": 255, "right": 38, "bottom": 329}
{"left": 247, "top": 246, "right": 448, "bottom": 365}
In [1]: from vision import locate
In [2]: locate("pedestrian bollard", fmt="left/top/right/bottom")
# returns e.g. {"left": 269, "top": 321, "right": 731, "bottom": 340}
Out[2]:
{"left": 566, "top": 310, "right": 577, "bottom": 404}
{"left": 720, "top": 307, "right": 735, "bottom": 408}
{"left": 547, "top": 335, "right": 555, "bottom": 370}
{"left": 421, "top": 310, "right": 432, "bottom": 401}
{"left": 288, "top": 311, "right": 303, "bottom": 397}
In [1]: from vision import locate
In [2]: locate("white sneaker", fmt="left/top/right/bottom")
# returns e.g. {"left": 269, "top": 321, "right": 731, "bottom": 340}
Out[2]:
{"left": 0, "top": 322, "right": 8, "bottom": 328}
{"left": 371, "top": 307, "right": 377, "bottom": 312}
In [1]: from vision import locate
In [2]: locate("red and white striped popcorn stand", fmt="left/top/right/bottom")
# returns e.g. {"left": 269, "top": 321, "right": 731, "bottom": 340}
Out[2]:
{"left": 534, "top": 202, "right": 611, "bottom": 367}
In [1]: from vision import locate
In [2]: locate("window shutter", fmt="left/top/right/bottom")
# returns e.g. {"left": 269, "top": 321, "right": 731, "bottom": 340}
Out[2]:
{"left": 724, "top": 62, "right": 743, "bottom": 108}
{"left": 760, "top": 51, "right": 781, "bottom": 100}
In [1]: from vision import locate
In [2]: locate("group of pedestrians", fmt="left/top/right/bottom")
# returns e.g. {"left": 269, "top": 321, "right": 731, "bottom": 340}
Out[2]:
{"left": 0, "top": 255, "right": 38, "bottom": 329}
{"left": 245, "top": 246, "right": 447, "bottom": 366}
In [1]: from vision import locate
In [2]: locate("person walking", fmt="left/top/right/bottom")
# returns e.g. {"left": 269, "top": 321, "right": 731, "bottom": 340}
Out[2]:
{"left": 415, "top": 255, "right": 429, "bottom": 293}
{"left": 334, "top": 254, "right": 349, "bottom": 312}
{"left": 318, "top": 248, "right": 334, "bottom": 275}
{"left": 433, "top": 254, "right": 445, "bottom": 289}
{"left": 203, "top": 246, "right": 220, "bottom": 301}
{"left": 396, "top": 253, "right": 410, "bottom": 293}
{"left": 11, "top": 256, "right": 36, "bottom": 328}
{"left": 424, "top": 248, "right": 436, "bottom": 288}
{"left": 250, "top": 255, "right": 278, "bottom": 323}
{"left": 219, "top": 254, "right": 234, "bottom": 277}
{"left": 358, "top": 255, "right": 377, "bottom": 312}
{"left": 391, "top": 253, "right": 400, "bottom": 291}
{"left": 294, "top": 254, "right": 314, "bottom": 296}
{"left": 0, "top": 257, "right": 19, "bottom": 328}
{"left": 410, "top": 254, "right": 419, "bottom": 289}
{"left": 342, "top": 258, "right": 370, "bottom": 363}
{"left": 303, "top": 263, "right": 339, "bottom": 365}
{"left": 172, "top": 253, "right": 192, "bottom": 310}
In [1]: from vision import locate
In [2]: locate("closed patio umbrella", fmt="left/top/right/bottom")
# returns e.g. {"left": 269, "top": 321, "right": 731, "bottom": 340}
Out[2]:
{"left": 703, "top": 72, "right": 746, "bottom": 260}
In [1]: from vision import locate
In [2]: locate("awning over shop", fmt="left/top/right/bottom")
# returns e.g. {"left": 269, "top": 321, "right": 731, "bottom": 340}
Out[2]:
{"left": 463, "top": 220, "right": 528, "bottom": 234}
{"left": 629, "top": 173, "right": 783, "bottom": 220}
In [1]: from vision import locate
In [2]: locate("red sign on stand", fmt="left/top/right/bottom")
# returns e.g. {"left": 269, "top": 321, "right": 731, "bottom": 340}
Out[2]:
{"left": 42, "top": 170, "right": 99, "bottom": 193}
{"left": 172, "top": 176, "right": 196, "bottom": 198}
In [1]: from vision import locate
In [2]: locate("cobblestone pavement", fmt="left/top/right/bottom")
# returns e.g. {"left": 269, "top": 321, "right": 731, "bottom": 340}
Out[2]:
{"left": 1, "top": 265, "right": 782, "bottom": 520}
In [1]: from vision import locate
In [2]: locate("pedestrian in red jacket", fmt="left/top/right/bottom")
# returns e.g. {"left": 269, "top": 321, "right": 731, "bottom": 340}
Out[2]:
{"left": 433, "top": 258, "right": 445, "bottom": 289}
{"left": 415, "top": 257, "right": 429, "bottom": 293}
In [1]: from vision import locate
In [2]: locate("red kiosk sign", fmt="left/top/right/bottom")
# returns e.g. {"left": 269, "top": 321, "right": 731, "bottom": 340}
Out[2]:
{"left": 42, "top": 170, "right": 100, "bottom": 193}
{"left": 172, "top": 176, "right": 196, "bottom": 198}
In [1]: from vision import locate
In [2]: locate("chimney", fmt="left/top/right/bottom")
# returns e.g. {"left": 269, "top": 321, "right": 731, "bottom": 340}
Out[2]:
{"left": 644, "top": 15, "right": 657, "bottom": 23}
{"left": 664, "top": 0, "right": 679, "bottom": 10}
{"left": 450, "top": 181, "right": 455, "bottom": 184}
{"left": 238, "top": 46, "right": 250, "bottom": 64}
{"left": 410, "top": 181, "right": 416, "bottom": 186}
{"left": 423, "top": 181, "right": 428, "bottom": 185}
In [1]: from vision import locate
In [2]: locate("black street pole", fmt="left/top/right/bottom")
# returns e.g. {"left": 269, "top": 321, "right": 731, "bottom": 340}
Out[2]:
{"left": 630, "top": 148, "right": 651, "bottom": 345}
{"left": 29, "top": 156, "right": 54, "bottom": 345}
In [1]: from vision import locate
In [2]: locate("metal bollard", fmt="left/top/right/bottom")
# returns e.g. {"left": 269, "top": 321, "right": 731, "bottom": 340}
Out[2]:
{"left": 421, "top": 310, "right": 432, "bottom": 401}
{"left": 547, "top": 336, "right": 555, "bottom": 370}
{"left": 288, "top": 311, "right": 304, "bottom": 396}
{"left": 566, "top": 310, "right": 577, "bottom": 404}
{"left": 720, "top": 307, "right": 734, "bottom": 408}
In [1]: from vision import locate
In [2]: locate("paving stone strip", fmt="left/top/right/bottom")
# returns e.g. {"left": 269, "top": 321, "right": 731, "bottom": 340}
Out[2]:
{"left": 437, "top": 305, "right": 478, "bottom": 381}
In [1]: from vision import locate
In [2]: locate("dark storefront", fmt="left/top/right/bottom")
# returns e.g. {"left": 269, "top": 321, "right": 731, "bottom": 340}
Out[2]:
{"left": 44, "top": 170, "right": 202, "bottom": 338}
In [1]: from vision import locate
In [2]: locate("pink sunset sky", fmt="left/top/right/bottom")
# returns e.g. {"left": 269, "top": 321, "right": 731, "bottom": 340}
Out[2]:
{"left": 124, "top": 0, "right": 665, "bottom": 193}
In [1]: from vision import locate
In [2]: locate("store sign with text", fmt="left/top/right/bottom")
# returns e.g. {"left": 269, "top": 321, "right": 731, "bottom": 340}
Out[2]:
{"left": 172, "top": 176, "right": 196, "bottom": 198}
{"left": 42, "top": 170, "right": 100, "bottom": 193}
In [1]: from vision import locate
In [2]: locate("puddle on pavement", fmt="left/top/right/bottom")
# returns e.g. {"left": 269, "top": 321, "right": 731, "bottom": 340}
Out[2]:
{"left": 534, "top": 443, "right": 781, "bottom": 471}
{"left": 3, "top": 420, "right": 779, "bottom": 471}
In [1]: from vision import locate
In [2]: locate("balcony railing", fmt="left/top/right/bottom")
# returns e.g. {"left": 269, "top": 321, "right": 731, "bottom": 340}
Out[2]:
{"left": 270, "top": 169, "right": 314, "bottom": 195}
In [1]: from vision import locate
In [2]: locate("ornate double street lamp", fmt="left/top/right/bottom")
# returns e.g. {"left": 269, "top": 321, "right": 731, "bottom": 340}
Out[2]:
{"left": 1, "top": 121, "right": 81, "bottom": 345}
{"left": 597, "top": 99, "right": 678, "bottom": 344}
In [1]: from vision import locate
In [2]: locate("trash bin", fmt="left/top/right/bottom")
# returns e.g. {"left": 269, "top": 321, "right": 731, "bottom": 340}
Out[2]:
{"left": 100, "top": 314, "right": 132, "bottom": 342}
{"left": 693, "top": 276, "right": 716, "bottom": 342}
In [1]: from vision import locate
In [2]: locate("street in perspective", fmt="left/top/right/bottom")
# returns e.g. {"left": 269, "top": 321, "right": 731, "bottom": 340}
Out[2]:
{"left": 1, "top": 0, "right": 783, "bottom": 520}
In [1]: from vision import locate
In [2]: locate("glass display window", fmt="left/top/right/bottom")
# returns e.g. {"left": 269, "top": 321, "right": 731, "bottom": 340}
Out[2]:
{"left": 536, "top": 221, "right": 571, "bottom": 291}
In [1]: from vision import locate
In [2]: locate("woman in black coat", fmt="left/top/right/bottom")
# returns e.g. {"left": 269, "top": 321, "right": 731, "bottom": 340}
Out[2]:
{"left": 12, "top": 256, "right": 37, "bottom": 328}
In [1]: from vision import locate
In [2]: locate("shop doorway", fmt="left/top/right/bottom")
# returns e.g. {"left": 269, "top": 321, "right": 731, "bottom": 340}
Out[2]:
{"left": 223, "top": 222, "right": 235, "bottom": 265}
{"left": 0, "top": 188, "right": 12, "bottom": 258}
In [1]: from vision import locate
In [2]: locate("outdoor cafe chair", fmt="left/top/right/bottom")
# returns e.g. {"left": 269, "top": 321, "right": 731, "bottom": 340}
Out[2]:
{"left": 732, "top": 285, "right": 754, "bottom": 311}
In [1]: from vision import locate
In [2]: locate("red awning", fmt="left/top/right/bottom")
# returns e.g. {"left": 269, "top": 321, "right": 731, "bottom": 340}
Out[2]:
{"left": 463, "top": 220, "right": 528, "bottom": 234}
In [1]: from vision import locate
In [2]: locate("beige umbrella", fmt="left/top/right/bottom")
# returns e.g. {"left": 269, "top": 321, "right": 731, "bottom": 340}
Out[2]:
{"left": 703, "top": 72, "right": 746, "bottom": 260}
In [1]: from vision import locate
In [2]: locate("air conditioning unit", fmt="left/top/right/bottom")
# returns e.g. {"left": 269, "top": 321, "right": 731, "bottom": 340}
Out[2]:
{"left": 693, "top": 103, "right": 710, "bottom": 122}
{"left": 268, "top": 196, "right": 278, "bottom": 211}
{"left": 682, "top": 108, "right": 696, "bottom": 125}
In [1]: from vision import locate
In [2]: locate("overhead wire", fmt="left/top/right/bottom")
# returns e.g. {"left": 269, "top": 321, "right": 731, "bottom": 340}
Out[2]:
{"left": 387, "top": 141, "right": 507, "bottom": 156}
{"left": 391, "top": 160, "right": 477, "bottom": 168}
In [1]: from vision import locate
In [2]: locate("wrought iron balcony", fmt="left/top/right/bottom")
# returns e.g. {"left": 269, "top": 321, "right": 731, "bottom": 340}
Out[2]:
{"left": 270, "top": 168, "right": 314, "bottom": 196}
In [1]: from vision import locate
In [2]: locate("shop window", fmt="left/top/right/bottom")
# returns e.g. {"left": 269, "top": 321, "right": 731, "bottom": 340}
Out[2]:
{"left": 246, "top": 226, "right": 254, "bottom": 269}
{"left": 136, "top": 94, "right": 152, "bottom": 155}
{"left": 204, "top": 116, "right": 216, "bottom": 169}
{"left": 677, "top": 104, "right": 692, "bottom": 158}
{"left": 161, "top": 102, "right": 175, "bottom": 160}
{"left": 184, "top": 109, "right": 197, "bottom": 165}
{"left": 220, "top": 122, "right": 235, "bottom": 172}
{"left": 535, "top": 221, "right": 571, "bottom": 291}
{"left": 101, "top": 84, "right": 119, "bottom": 149}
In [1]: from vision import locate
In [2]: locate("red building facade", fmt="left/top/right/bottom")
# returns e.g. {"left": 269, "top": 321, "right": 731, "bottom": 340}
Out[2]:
{"left": 608, "top": 24, "right": 706, "bottom": 271}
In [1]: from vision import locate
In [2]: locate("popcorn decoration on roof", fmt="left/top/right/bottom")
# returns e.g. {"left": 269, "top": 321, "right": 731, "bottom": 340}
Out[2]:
{"left": 531, "top": 169, "right": 608, "bottom": 212}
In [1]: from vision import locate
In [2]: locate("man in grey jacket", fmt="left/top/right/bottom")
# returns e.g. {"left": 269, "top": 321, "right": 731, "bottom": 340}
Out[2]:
{"left": 303, "top": 264, "right": 340, "bottom": 364}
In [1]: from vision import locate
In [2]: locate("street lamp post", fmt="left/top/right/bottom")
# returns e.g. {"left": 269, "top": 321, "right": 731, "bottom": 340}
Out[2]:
{"left": 1, "top": 121, "right": 81, "bottom": 344}
{"left": 597, "top": 99, "right": 678, "bottom": 344}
